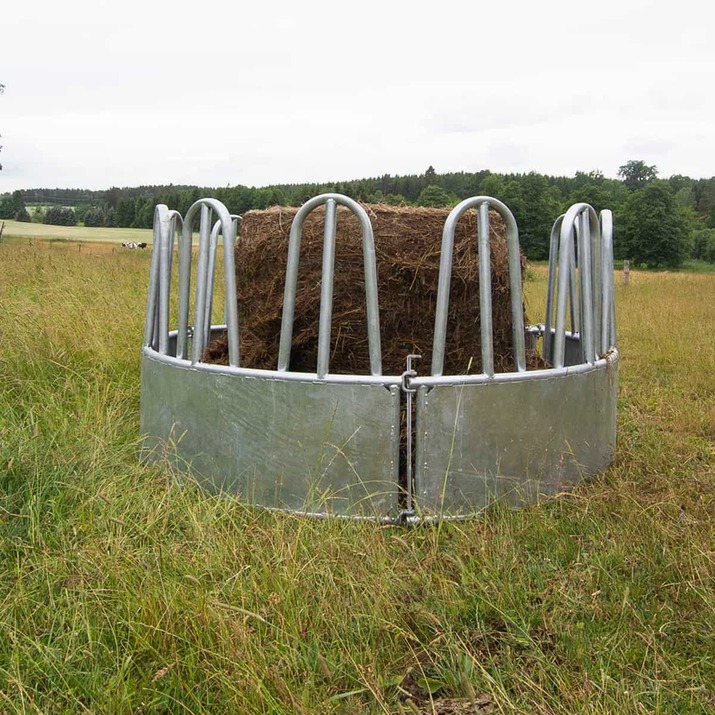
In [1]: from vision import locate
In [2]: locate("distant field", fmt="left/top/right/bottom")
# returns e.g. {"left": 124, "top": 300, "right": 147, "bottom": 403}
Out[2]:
{"left": 0, "top": 219, "right": 153, "bottom": 244}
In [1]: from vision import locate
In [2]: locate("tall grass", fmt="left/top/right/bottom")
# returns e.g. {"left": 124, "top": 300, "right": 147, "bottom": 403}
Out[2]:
{"left": 1, "top": 242, "right": 713, "bottom": 714}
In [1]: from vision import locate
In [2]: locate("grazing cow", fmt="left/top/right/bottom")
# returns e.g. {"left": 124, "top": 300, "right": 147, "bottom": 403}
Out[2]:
{"left": 122, "top": 241, "right": 138, "bottom": 249}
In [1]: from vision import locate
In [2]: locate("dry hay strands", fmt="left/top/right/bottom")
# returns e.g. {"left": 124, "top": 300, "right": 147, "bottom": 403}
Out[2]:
{"left": 205, "top": 203, "right": 546, "bottom": 376}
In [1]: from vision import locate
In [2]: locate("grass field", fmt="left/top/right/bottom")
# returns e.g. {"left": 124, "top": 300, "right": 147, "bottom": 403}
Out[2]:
{"left": 1, "top": 240, "right": 713, "bottom": 714}
{"left": 1, "top": 219, "right": 153, "bottom": 244}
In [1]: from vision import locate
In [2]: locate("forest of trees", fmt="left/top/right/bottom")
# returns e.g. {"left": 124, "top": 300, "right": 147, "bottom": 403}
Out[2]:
{"left": 2, "top": 160, "right": 715, "bottom": 267}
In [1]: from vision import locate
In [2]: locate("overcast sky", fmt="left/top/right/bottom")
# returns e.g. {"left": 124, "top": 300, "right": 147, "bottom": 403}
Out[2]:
{"left": 1, "top": 0, "right": 714, "bottom": 192}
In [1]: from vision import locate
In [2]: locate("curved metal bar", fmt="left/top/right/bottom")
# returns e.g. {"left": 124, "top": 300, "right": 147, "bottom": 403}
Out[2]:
{"left": 204, "top": 215, "right": 241, "bottom": 337}
{"left": 159, "top": 211, "right": 181, "bottom": 355}
{"left": 178, "top": 199, "right": 240, "bottom": 366}
{"left": 553, "top": 206, "right": 577, "bottom": 368}
{"left": 578, "top": 211, "right": 595, "bottom": 364}
{"left": 545, "top": 213, "right": 582, "bottom": 365}
{"left": 191, "top": 204, "right": 213, "bottom": 364}
{"left": 143, "top": 205, "right": 166, "bottom": 348}
{"left": 165, "top": 210, "right": 181, "bottom": 274}
{"left": 148, "top": 331, "right": 618, "bottom": 387}
{"left": 600, "top": 210, "right": 616, "bottom": 350}
{"left": 553, "top": 203, "right": 601, "bottom": 368}
{"left": 431, "top": 196, "right": 525, "bottom": 378}
{"left": 148, "top": 337, "right": 401, "bottom": 386}
{"left": 277, "top": 193, "right": 382, "bottom": 377}
{"left": 143, "top": 207, "right": 182, "bottom": 355}
{"left": 414, "top": 346, "right": 618, "bottom": 387}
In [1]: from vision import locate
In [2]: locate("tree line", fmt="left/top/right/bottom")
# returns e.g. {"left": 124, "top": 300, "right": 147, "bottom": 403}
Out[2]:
{"left": 2, "top": 160, "right": 715, "bottom": 267}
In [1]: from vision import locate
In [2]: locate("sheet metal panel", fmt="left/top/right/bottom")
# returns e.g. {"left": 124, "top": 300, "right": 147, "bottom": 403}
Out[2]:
{"left": 560, "top": 332, "right": 583, "bottom": 367}
{"left": 141, "top": 350, "right": 401, "bottom": 518}
{"left": 414, "top": 356, "right": 618, "bottom": 517}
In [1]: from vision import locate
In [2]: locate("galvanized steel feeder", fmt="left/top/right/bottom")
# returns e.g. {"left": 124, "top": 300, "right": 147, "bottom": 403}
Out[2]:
{"left": 141, "top": 194, "right": 618, "bottom": 523}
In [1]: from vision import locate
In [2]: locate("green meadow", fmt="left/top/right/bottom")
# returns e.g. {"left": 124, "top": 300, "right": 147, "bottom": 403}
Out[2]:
{"left": 0, "top": 236, "right": 713, "bottom": 714}
{"left": 1, "top": 220, "right": 153, "bottom": 244}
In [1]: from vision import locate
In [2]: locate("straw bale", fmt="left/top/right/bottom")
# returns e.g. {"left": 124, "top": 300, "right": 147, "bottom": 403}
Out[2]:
{"left": 204, "top": 204, "right": 545, "bottom": 376}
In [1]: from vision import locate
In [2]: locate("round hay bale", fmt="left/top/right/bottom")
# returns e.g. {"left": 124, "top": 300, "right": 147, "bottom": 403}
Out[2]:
{"left": 204, "top": 203, "right": 544, "bottom": 376}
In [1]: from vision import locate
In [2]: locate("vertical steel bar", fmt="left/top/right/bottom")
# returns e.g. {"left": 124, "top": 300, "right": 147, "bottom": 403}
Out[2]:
{"left": 553, "top": 216, "right": 574, "bottom": 369}
{"left": 204, "top": 220, "right": 221, "bottom": 336}
{"left": 316, "top": 199, "right": 338, "bottom": 378}
{"left": 176, "top": 218, "right": 194, "bottom": 360}
{"left": 191, "top": 205, "right": 212, "bottom": 364}
{"left": 359, "top": 213, "right": 382, "bottom": 377}
{"left": 158, "top": 215, "right": 174, "bottom": 355}
{"left": 505, "top": 211, "right": 526, "bottom": 373}
{"left": 430, "top": 211, "right": 456, "bottom": 378}
{"left": 543, "top": 215, "right": 563, "bottom": 363}
{"left": 569, "top": 236, "right": 579, "bottom": 334}
{"left": 204, "top": 215, "right": 239, "bottom": 337}
{"left": 478, "top": 202, "right": 494, "bottom": 377}
{"left": 224, "top": 216, "right": 241, "bottom": 333}
{"left": 167, "top": 212, "right": 179, "bottom": 276}
{"left": 277, "top": 213, "right": 304, "bottom": 372}
{"left": 218, "top": 210, "right": 240, "bottom": 367}
{"left": 157, "top": 212, "right": 180, "bottom": 356}
{"left": 152, "top": 284, "right": 160, "bottom": 350}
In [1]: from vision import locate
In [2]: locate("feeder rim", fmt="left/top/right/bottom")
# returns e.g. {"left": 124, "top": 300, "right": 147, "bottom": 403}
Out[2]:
{"left": 142, "top": 337, "right": 618, "bottom": 389}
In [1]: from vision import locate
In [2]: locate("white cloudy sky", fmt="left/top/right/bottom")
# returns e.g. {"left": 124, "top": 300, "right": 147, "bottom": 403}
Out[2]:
{"left": 1, "top": 0, "right": 713, "bottom": 191}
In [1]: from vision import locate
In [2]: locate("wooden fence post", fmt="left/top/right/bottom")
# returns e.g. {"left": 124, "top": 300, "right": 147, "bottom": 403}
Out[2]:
{"left": 623, "top": 260, "right": 630, "bottom": 286}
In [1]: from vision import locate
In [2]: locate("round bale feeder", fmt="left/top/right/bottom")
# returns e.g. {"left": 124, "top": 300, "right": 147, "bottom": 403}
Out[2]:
{"left": 140, "top": 194, "right": 618, "bottom": 523}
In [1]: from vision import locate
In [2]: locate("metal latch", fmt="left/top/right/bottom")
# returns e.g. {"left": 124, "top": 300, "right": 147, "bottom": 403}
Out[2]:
{"left": 399, "top": 354, "right": 421, "bottom": 522}
{"left": 400, "top": 353, "right": 421, "bottom": 394}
